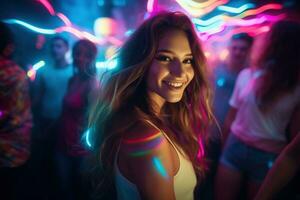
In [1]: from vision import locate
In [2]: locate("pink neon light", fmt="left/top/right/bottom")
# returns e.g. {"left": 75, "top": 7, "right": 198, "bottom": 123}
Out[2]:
{"left": 197, "top": 138, "right": 205, "bottom": 158}
{"left": 107, "top": 36, "right": 123, "bottom": 46}
{"left": 200, "top": 14, "right": 285, "bottom": 39}
{"left": 209, "top": 25, "right": 271, "bottom": 43}
{"left": 55, "top": 26, "right": 83, "bottom": 39}
{"left": 176, "top": 0, "right": 228, "bottom": 17}
{"left": 56, "top": 13, "right": 72, "bottom": 26}
{"left": 179, "top": 0, "right": 218, "bottom": 9}
{"left": 36, "top": 0, "right": 55, "bottom": 15}
{"left": 239, "top": 3, "right": 283, "bottom": 18}
{"left": 147, "top": 0, "right": 155, "bottom": 13}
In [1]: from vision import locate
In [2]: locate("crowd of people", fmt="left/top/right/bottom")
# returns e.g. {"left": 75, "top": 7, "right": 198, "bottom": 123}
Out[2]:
{"left": 0, "top": 11, "right": 300, "bottom": 200}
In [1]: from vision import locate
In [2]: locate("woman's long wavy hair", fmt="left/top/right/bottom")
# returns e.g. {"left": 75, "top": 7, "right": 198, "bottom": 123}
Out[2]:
{"left": 88, "top": 11, "right": 213, "bottom": 199}
{"left": 255, "top": 20, "right": 300, "bottom": 111}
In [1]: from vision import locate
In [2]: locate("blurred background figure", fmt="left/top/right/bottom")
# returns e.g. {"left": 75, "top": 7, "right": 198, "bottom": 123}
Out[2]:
{"left": 199, "top": 33, "right": 254, "bottom": 200}
{"left": 255, "top": 132, "right": 300, "bottom": 200}
{"left": 55, "top": 39, "right": 98, "bottom": 200}
{"left": 213, "top": 33, "right": 254, "bottom": 129}
{"left": 215, "top": 20, "right": 300, "bottom": 200}
{"left": 0, "top": 21, "right": 32, "bottom": 200}
{"left": 31, "top": 35, "right": 73, "bottom": 199}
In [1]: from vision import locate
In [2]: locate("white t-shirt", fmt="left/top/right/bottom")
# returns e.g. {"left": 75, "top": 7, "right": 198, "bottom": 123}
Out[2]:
{"left": 229, "top": 68, "right": 300, "bottom": 153}
{"left": 34, "top": 64, "right": 73, "bottom": 119}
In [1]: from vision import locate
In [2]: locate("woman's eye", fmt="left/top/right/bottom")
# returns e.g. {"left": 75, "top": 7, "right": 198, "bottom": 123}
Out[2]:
{"left": 183, "top": 58, "right": 193, "bottom": 64}
{"left": 155, "top": 55, "right": 172, "bottom": 62}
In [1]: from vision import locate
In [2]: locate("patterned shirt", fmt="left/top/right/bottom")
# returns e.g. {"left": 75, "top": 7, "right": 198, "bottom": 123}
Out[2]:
{"left": 0, "top": 58, "right": 32, "bottom": 167}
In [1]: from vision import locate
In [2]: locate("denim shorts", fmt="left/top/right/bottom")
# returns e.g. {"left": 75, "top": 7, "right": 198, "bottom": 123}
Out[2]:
{"left": 220, "top": 134, "right": 278, "bottom": 182}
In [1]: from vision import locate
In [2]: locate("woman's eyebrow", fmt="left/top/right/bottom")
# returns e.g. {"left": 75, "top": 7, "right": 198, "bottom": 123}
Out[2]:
{"left": 157, "top": 49, "right": 193, "bottom": 56}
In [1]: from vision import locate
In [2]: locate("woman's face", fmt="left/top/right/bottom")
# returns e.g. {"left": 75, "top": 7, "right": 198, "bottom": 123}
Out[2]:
{"left": 146, "top": 29, "right": 195, "bottom": 106}
{"left": 73, "top": 45, "right": 94, "bottom": 71}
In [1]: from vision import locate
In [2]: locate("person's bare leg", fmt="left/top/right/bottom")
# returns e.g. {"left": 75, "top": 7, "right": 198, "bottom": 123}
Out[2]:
{"left": 214, "top": 164, "right": 243, "bottom": 200}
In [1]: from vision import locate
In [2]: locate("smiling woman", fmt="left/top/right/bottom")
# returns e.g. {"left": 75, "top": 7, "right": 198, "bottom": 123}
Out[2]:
{"left": 88, "top": 11, "right": 214, "bottom": 200}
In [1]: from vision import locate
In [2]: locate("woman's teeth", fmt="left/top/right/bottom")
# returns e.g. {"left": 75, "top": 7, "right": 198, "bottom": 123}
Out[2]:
{"left": 167, "top": 82, "right": 183, "bottom": 88}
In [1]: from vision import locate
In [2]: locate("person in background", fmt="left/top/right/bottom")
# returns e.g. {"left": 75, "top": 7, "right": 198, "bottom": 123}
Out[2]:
{"left": 199, "top": 33, "right": 254, "bottom": 200}
{"left": 55, "top": 39, "right": 98, "bottom": 200}
{"left": 31, "top": 35, "right": 73, "bottom": 198}
{"left": 0, "top": 21, "right": 32, "bottom": 200}
{"left": 88, "top": 11, "right": 213, "bottom": 200}
{"left": 213, "top": 33, "right": 253, "bottom": 130}
{"left": 255, "top": 132, "right": 300, "bottom": 200}
{"left": 215, "top": 20, "right": 300, "bottom": 200}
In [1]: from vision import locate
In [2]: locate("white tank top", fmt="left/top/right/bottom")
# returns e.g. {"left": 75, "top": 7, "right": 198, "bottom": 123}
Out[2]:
{"left": 114, "top": 125, "right": 197, "bottom": 200}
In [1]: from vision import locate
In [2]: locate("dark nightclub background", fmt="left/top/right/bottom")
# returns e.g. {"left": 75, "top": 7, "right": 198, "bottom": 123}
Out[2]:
{"left": 1, "top": 1, "right": 300, "bottom": 200}
{"left": 0, "top": 0, "right": 300, "bottom": 77}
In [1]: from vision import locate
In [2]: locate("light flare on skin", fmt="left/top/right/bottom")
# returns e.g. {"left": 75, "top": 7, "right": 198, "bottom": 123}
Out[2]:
{"left": 152, "top": 157, "right": 169, "bottom": 178}
{"left": 36, "top": 0, "right": 55, "bottom": 15}
{"left": 124, "top": 131, "right": 162, "bottom": 144}
{"left": 123, "top": 131, "right": 165, "bottom": 157}
{"left": 175, "top": 0, "right": 228, "bottom": 17}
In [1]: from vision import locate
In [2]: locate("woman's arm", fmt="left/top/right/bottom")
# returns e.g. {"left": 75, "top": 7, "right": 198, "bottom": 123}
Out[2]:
{"left": 118, "top": 122, "right": 178, "bottom": 200}
{"left": 255, "top": 132, "right": 300, "bottom": 200}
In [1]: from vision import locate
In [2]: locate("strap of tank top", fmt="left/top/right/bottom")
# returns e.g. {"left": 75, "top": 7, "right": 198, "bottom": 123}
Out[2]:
{"left": 144, "top": 120, "right": 182, "bottom": 156}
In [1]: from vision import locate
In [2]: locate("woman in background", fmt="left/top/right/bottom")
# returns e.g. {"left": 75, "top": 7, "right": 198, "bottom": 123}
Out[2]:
{"left": 215, "top": 20, "right": 300, "bottom": 200}
{"left": 56, "top": 39, "right": 98, "bottom": 200}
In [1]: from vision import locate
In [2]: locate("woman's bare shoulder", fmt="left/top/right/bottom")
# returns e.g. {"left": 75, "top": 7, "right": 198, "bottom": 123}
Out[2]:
{"left": 118, "top": 120, "right": 176, "bottom": 199}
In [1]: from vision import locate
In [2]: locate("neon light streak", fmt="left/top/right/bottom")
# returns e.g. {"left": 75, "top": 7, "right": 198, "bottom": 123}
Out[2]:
{"left": 4, "top": 19, "right": 122, "bottom": 46}
{"left": 32, "top": 60, "right": 45, "bottom": 70}
{"left": 209, "top": 25, "right": 271, "bottom": 43}
{"left": 147, "top": 0, "right": 156, "bottom": 13}
{"left": 175, "top": 0, "right": 228, "bottom": 17}
{"left": 178, "top": 0, "right": 218, "bottom": 9}
{"left": 192, "top": 15, "right": 224, "bottom": 27}
{"left": 193, "top": 4, "right": 283, "bottom": 28}
{"left": 237, "top": 4, "right": 283, "bottom": 18}
{"left": 27, "top": 60, "right": 45, "bottom": 81}
{"left": 36, "top": 0, "right": 55, "bottom": 15}
{"left": 27, "top": 69, "right": 36, "bottom": 81}
{"left": 4, "top": 19, "right": 56, "bottom": 34}
{"left": 96, "top": 59, "right": 118, "bottom": 69}
{"left": 196, "top": 14, "right": 284, "bottom": 36}
{"left": 217, "top": 3, "right": 255, "bottom": 14}
{"left": 56, "top": 13, "right": 72, "bottom": 26}
{"left": 85, "top": 129, "right": 92, "bottom": 148}
{"left": 152, "top": 157, "right": 168, "bottom": 178}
